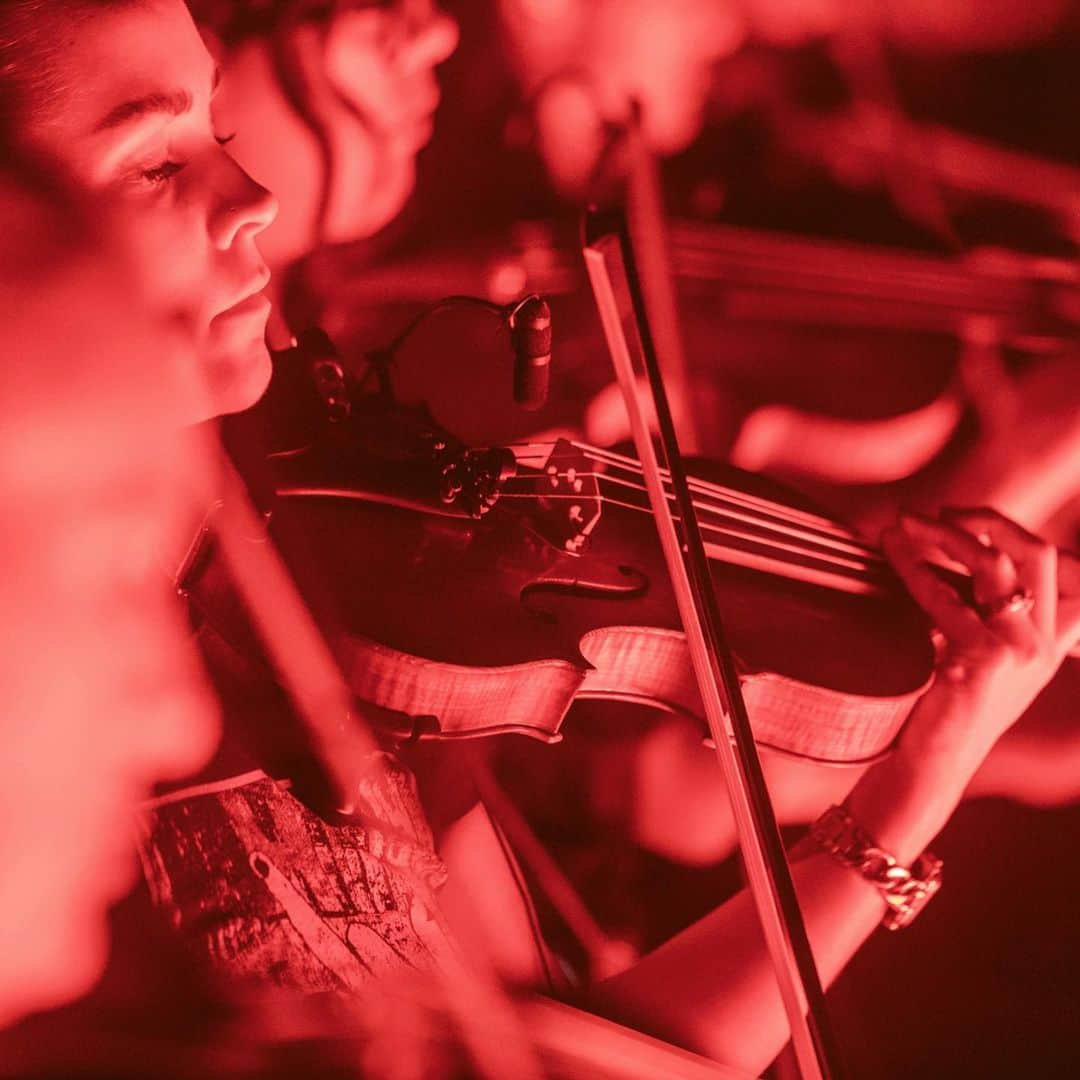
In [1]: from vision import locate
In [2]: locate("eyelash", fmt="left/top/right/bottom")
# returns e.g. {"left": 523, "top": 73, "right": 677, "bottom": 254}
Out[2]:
{"left": 138, "top": 134, "right": 237, "bottom": 187}
{"left": 141, "top": 160, "right": 186, "bottom": 186}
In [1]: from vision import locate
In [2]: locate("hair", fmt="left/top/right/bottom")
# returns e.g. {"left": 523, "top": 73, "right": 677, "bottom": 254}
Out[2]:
{"left": 186, "top": 0, "right": 385, "bottom": 49}
{"left": 0, "top": 2, "right": 119, "bottom": 304}
{"left": 0, "top": 0, "right": 138, "bottom": 138}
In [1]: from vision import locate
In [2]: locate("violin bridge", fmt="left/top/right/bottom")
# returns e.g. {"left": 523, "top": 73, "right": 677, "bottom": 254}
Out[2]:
{"left": 511, "top": 439, "right": 603, "bottom": 555}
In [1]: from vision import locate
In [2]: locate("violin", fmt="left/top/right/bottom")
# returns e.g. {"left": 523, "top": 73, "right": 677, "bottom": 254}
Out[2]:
{"left": 316, "top": 218, "right": 1080, "bottom": 345}
{"left": 204, "top": 356, "right": 937, "bottom": 768}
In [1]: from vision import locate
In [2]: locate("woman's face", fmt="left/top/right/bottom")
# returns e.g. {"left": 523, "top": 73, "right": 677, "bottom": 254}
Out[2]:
{"left": 18, "top": 0, "right": 278, "bottom": 421}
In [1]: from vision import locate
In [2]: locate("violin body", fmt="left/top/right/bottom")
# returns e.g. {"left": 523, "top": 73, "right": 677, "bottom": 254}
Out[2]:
{"left": 263, "top": 401, "right": 934, "bottom": 765}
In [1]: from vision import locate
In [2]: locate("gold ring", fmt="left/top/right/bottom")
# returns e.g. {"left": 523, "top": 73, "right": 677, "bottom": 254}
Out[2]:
{"left": 976, "top": 587, "right": 1034, "bottom": 620}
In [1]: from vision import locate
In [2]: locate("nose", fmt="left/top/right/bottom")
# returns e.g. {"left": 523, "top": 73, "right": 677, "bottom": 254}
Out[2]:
{"left": 208, "top": 158, "right": 279, "bottom": 252}
{"left": 399, "top": 5, "right": 459, "bottom": 73}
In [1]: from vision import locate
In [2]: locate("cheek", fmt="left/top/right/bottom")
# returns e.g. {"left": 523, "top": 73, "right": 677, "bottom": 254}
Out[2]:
{"left": 118, "top": 197, "right": 217, "bottom": 329}
{"left": 0, "top": 900, "right": 108, "bottom": 1020}
{"left": 326, "top": 47, "right": 400, "bottom": 127}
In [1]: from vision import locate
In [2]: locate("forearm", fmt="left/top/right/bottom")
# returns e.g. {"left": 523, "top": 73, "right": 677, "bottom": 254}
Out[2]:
{"left": 591, "top": 686, "right": 988, "bottom": 1074}
{"left": 589, "top": 847, "right": 880, "bottom": 1073}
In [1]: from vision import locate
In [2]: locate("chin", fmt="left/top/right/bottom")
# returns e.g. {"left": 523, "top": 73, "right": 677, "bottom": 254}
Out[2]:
{"left": 204, "top": 339, "right": 273, "bottom": 419}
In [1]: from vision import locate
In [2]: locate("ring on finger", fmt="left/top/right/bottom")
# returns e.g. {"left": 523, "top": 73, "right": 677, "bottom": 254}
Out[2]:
{"left": 975, "top": 587, "right": 1035, "bottom": 621}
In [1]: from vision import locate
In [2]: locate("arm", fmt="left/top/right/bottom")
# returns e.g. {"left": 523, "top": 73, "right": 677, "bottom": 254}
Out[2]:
{"left": 592, "top": 510, "right": 1080, "bottom": 1075}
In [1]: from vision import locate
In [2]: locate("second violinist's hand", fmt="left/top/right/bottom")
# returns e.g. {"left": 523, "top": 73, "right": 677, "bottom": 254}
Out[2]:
{"left": 854, "top": 507, "right": 1080, "bottom": 860}
{"left": 884, "top": 508, "right": 1080, "bottom": 746}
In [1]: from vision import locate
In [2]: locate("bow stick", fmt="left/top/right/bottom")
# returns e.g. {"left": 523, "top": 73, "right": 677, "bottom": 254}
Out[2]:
{"left": 582, "top": 105, "right": 843, "bottom": 1079}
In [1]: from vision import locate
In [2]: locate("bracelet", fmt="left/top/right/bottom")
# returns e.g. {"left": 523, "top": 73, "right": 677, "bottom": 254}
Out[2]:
{"left": 809, "top": 803, "right": 943, "bottom": 931}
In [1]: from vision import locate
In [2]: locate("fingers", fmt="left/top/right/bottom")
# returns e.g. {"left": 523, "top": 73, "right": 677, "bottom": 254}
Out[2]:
{"left": 941, "top": 506, "right": 1043, "bottom": 549}
{"left": 899, "top": 511, "right": 1017, "bottom": 607}
{"left": 887, "top": 511, "right": 1040, "bottom": 656}
{"left": 942, "top": 507, "right": 1057, "bottom": 643}
{"left": 880, "top": 524, "right": 993, "bottom": 651}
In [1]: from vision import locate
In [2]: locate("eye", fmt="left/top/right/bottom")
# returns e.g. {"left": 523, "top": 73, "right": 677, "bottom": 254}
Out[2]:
{"left": 215, "top": 132, "right": 237, "bottom": 147}
{"left": 140, "top": 160, "right": 187, "bottom": 186}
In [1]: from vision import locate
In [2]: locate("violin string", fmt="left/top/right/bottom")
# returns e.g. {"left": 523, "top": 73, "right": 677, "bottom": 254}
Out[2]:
{"left": 503, "top": 460, "right": 885, "bottom": 567}
{"left": 502, "top": 481, "right": 886, "bottom": 581}
{"left": 498, "top": 485, "right": 889, "bottom": 587}
{"left": 506, "top": 439, "right": 849, "bottom": 535}
{"left": 506, "top": 439, "right": 857, "bottom": 542}
{"left": 498, "top": 491, "right": 882, "bottom": 585}
{"left": 574, "top": 443, "right": 864, "bottom": 544}
{"left": 564, "top": 470, "right": 885, "bottom": 566}
{"left": 501, "top": 441, "right": 890, "bottom": 582}
{"left": 563, "top": 440, "right": 846, "bottom": 526}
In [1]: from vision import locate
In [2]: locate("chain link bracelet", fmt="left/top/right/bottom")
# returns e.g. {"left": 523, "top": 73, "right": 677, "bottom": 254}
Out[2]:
{"left": 809, "top": 803, "right": 943, "bottom": 930}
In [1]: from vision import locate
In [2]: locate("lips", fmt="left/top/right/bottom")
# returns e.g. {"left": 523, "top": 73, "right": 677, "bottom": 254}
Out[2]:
{"left": 216, "top": 292, "right": 271, "bottom": 322}
{"left": 216, "top": 267, "right": 271, "bottom": 320}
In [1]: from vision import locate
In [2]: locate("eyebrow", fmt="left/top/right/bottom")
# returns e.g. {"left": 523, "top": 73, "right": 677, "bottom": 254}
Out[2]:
{"left": 93, "top": 67, "right": 222, "bottom": 133}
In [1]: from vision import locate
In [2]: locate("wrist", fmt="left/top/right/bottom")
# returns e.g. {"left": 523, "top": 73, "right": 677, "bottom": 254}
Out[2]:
{"left": 846, "top": 726, "right": 976, "bottom": 866}
{"left": 898, "top": 678, "right": 1000, "bottom": 774}
{"left": 809, "top": 803, "right": 943, "bottom": 930}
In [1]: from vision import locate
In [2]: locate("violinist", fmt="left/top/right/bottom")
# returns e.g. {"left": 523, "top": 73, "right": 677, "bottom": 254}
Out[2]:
{"left": 0, "top": 147, "right": 220, "bottom": 1027}
{"left": 496, "top": 0, "right": 1074, "bottom": 217}
{"left": 0, "top": 0, "right": 480, "bottom": 998}
{"left": 3, "top": 2, "right": 1079, "bottom": 1077}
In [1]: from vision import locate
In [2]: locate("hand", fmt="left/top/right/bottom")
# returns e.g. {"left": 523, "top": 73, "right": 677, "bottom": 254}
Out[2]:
{"left": 881, "top": 508, "right": 1080, "bottom": 753}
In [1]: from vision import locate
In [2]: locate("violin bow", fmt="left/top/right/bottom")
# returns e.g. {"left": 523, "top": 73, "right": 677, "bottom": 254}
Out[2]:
{"left": 582, "top": 106, "right": 843, "bottom": 1079}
